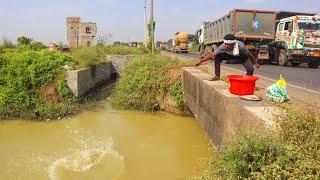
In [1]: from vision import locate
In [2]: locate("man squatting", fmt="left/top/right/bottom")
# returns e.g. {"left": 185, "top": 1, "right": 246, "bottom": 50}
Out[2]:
{"left": 195, "top": 34, "right": 260, "bottom": 81}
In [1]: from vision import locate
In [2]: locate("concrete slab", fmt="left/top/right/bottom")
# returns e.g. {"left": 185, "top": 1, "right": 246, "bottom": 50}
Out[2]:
{"left": 182, "top": 67, "right": 279, "bottom": 146}
{"left": 67, "top": 55, "right": 135, "bottom": 97}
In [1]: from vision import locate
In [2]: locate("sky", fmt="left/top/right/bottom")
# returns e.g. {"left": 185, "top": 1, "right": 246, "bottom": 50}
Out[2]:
{"left": 0, "top": 0, "right": 319, "bottom": 45}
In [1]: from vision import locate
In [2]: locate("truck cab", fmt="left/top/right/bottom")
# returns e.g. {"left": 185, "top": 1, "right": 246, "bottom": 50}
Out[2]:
{"left": 275, "top": 15, "right": 320, "bottom": 68}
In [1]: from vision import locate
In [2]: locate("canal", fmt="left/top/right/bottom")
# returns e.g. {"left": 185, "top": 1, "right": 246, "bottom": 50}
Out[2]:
{"left": 0, "top": 102, "right": 213, "bottom": 179}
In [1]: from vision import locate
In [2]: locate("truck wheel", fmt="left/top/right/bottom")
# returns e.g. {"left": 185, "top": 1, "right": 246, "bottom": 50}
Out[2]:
{"left": 278, "top": 49, "right": 288, "bottom": 66}
{"left": 308, "top": 61, "right": 320, "bottom": 69}
{"left": 257, "top": 59, "right": 266, "bottom": 65}
{"left": 290, "top": 62, "right": 301, "bottom": 67}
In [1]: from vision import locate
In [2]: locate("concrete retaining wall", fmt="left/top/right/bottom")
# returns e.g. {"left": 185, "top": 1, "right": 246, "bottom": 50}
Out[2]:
{"left": 67, "top": 55, "right": 135, "bottom": 97}
{"left": 182, "top": 67, "right": 278, "bottom": 146}
{"left": 66, "top": 62, "right": 113, "bottom": 97}
{"left": 107, "top": 55, "right": 135, "bottom": 73}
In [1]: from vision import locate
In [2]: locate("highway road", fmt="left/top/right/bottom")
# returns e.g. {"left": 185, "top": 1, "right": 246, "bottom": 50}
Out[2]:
{"left": 163, "top": 51, "right": 320, "bottom": 107}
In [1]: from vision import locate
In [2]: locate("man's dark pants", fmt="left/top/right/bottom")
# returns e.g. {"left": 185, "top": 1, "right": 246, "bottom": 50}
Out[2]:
{"left": 214, "top": 53, "right": 254, "bottom": 76}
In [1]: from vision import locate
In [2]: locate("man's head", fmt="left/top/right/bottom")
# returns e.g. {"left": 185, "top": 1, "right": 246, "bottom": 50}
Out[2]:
{"left": 223, "top": 34, "right": 236, "bottom": 51}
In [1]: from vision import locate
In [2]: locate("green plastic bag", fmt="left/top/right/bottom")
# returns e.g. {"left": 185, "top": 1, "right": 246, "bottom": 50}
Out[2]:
{"left": 266, "top": 75, "right": 290, "bottom": 103}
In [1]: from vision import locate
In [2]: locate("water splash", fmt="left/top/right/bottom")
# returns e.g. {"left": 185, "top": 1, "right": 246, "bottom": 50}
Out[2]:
{"left": 48, "top": 138, "right": 125, "bottom": 180}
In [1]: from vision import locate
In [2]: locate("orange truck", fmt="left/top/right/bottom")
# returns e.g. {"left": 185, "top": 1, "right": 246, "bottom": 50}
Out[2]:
{"left": 172, "top": 32, "right": 189, "bottom": 53}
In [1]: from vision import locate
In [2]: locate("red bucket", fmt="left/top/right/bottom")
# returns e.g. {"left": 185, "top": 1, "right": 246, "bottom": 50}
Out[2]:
{"left": 227, "top": 75, "right": 259, "bottom": 95}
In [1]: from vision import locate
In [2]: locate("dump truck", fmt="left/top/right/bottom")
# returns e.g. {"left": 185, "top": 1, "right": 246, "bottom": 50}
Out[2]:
{"left": 198, "top": 9, "right": 277, "bottom": 63}
{"left": 172, "top": 32, "right": 189, "bottom": 53}
{"left": 198, "top": 9, "right": 320, "bottom": 68}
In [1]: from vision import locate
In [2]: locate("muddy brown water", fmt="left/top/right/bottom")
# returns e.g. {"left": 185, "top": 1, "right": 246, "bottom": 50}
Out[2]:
{"left": 0, "top": 103, "right": 213, "bottom": 180}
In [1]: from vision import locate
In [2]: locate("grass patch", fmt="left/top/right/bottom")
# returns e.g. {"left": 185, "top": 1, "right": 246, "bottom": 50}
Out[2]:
{"left": 193, "top": 107, "right": 320, "bottom": 179}
{"left": 69, "top": 45, "right": 150, "bottom": 69}
{"left": 105, "top": 45, "right": 150, "bottom": 55}
{"left": 169, "top": 81, "right": 186, "bottom": 109}
{"left": 111, "top": 54, "right": 189, "bottom": 112}
{"left": 69, "top": 46, "right": 106, "bottom": 69}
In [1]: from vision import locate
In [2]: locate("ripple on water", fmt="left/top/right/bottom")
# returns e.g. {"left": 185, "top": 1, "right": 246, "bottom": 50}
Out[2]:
{"left": 48, "top": 138, "right": 125, "bottom": 180}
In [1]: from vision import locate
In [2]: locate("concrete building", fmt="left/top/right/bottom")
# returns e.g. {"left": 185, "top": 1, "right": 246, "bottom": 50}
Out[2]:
{"left": 66, "top": 17, "right": 97, "bottom": 48}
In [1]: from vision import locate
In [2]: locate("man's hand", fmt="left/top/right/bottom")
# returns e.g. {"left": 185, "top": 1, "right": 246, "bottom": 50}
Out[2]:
{"left": 254, "top": 63, "right": 261, "bottom": 69}
{"left": 194, "top": 61, "right": 202, "bottom": 66}
{"left": 194, "top": 52, "right": 215, "bottom": 67}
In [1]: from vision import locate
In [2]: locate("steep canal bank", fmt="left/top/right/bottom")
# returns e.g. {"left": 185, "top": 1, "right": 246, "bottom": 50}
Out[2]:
{"left": 0, "top": 102, "right": 214, "bottom": 179}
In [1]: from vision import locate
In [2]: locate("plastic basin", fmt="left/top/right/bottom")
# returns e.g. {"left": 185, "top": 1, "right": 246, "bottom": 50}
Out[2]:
{"left": 227, "top": 75, "right": 259, "bottom": 95}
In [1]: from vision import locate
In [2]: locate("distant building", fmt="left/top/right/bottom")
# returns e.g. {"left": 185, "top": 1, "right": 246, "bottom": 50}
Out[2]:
{"left": 66, "top": 17, "right": 97, "bottom": 48}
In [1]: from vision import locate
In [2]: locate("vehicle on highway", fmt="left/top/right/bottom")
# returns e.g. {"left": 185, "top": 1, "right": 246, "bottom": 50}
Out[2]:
{"left": 197, "top": 9, "right": 320, "bottom": 68}
{"left": 162, "top": 39, "right": 173, "bottom": 51}
{"left": 274, "top": 13, "right": 320, "bottom": 68}
{"left": 172, "top": 32, "right": 189, "bottom": 53}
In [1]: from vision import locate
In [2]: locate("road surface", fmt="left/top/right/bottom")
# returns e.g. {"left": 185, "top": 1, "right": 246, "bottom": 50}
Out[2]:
{"left": 163, "top": 51, "right": 320, "bottom": 107}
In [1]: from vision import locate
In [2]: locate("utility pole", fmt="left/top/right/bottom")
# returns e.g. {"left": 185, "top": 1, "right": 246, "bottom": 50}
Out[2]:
{"left": 150, "top": 0, "right": 155, "bottom": 53}
{"left": 144, "top": 0, "right": 148, "bottom": 47}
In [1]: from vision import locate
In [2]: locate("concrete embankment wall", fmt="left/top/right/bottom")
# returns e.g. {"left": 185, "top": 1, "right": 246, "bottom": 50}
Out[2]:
{"left": 67, "top": 55, "right": 135, "bottom": 97}
{"left": 182, "top": 67, "right": 278, "bottom": 146}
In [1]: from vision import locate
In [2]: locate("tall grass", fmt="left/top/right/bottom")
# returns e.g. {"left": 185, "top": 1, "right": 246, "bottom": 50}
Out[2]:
{"left": 194, "top": 107, "right": 320, "bottom": 179}
{"left": 111, "top": 54, "right": 186, "bottom": 111}
{"left": 69, "top": 45, "right": 150, "bottom": 69}
{"left": 105, "top": 45, "right": 150, "bottom": 55}
{"left": 69, "top": 46, "right": 106, "bottom": 69}
{"left": 0, "top": 37, "right": 15, "bottom": 53}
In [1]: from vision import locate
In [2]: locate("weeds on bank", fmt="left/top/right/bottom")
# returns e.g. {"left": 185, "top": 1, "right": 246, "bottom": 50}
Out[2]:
{"left": 105, "top": 45, "right": 150, "bottom": 55}
{"left": 69, "top": 45, "right": 150, "bottom": 69}
{"left": 169, "top": 81, "right": 186, "bottom": 109}
{"left": 111, "top": 54, "right": 187, "bottom": 112}
{"left": 0, "top": 44, "right": 150, "bottom": 119}
{"left": 69, "top": 46, "right": 106, "bottom": 69}
{"left": 0, "top": 48, "right": 77, "bottom": 119}
{"left": 194, "top": 107, "right": 320, "bottom": 179}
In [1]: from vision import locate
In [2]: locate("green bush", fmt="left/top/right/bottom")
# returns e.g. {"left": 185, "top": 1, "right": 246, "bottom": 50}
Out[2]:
{"left": 205, "top": 135, "right": 299, "bottom": 179}
{"left": 35, "top": 103, "right": 73, "bottom": 120}
{"left": 194, "top": 108, "right": 320, "bottom": 179}
{"left": 111, "top": 54, "right": 181, "bottom": 111}
{"left": 17, "top": 36, "right": 32, "bottom": 45}
{"left": 29, "top": 41, "right": 47, "bottom": 51}
{"left": 169, "top": 81, "right": 186, "bottom": 109}
{"left": 189, "top": 44, "right": 198, "bottom": 52}
{"left": 0, "top": 49, "right": 76, "bottom": 119}
{"left": 57, "top": 78, "right": 76, "bottom": 103}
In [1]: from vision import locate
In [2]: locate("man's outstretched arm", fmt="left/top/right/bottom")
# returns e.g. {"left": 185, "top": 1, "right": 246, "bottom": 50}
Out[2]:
{"left": 248, "top": 51, "right": 260, "bottom": 68}
{"left": 195, "top": 52, "right": 215, "bottom": 66}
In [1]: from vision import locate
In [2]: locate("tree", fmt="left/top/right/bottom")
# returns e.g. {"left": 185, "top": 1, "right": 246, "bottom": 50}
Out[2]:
{"left": 188, "top": 33, "right": 199, "bottom": 45}
{"left": 17, "top": 36, "right": 32, "bottom": 45}
{"left": 29, "top": 41, "right": 47, "bottom": 51}
{"left": 113, "top": 41, "right": 121, "bottom": 46}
